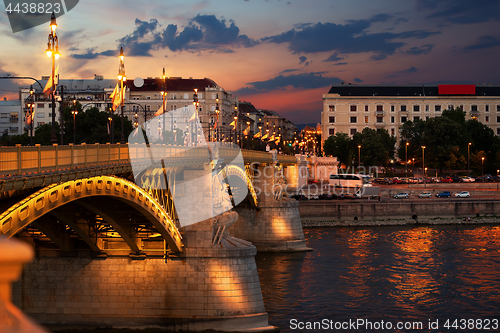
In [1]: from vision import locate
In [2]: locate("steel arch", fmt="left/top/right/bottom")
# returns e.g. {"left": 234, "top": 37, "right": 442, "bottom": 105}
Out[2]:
{"left": 0, "top": 176, "right": 182, "bottom": 252}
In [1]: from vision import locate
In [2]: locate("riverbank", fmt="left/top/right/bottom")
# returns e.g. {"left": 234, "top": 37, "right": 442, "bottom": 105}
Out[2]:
{"left": 302, "top": 216, "right": 500, "bottom": 227}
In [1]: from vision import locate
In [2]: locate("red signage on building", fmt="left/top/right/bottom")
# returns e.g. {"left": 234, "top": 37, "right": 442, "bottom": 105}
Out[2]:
{"left": 438, "top": 85, "right": 476, "bottom": 95}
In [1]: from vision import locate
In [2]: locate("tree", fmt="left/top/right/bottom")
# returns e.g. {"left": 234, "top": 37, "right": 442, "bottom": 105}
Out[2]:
{"left": 397, "top": 119, "right": 425, "bottom": 160}
{"left": 353, "top": 128, "right": 395, "bottom": 167}
{"left": 323, "top": 133, "right": 352, "bottom": 167}
{"left": 423, "top": 117, "right": 463, "bottom": 172}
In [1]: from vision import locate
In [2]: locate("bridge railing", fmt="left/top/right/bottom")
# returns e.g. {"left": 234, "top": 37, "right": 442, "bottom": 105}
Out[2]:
{"left": 0, "top": 144, "right": 298, "bottom": 177}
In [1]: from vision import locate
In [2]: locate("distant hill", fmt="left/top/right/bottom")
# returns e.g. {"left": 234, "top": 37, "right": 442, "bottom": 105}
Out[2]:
{"left": 295, "top": 123, "right": 318, "bottom": 131}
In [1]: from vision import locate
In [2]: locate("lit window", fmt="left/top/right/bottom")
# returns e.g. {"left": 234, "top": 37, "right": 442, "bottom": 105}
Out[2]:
{"left": 329, "top": 105, "right": 335, "bottom": 112}
{"left": 365, "top": 116, "right": 369, "bottom": 123}
{"left": 486, "top": 116, "right": 489, "bottom": 123}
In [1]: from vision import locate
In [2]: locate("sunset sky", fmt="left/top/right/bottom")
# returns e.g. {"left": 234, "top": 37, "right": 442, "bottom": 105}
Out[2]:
{"left": 1, "top": 0, "right": 500, "bottom": 124}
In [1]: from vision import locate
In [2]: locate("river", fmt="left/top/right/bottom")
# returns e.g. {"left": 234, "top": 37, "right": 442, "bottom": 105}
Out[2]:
{"left": 255, "top": 225, "right": 500, "bottom": 332}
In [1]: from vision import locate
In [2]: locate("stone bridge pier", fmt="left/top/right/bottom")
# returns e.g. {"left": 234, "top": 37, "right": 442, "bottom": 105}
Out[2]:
{"left": 230, "top": 154, "right": 312, "bottom": 252}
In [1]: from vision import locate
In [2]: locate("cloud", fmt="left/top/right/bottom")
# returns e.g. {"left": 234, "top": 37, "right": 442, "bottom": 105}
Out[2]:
{"left": 71, "top": 15, "right": 258, "bottom": 58}
{"left": 262, "top": 19, "right": 439, "bottom": 59}
{"left": 464, "top": 36, "right": 500, "bottom": 51}
{"left": 71, "top": 48, "right": 118, "bottom": 59}
{"left": 299, "top": 56, "right": 307, "bottom": 64}
{"left": 423, "top": 0, "right": 500, "bottom": 24}
{"left": 394, "top": 18, "right": 409, "bottom": 25}
{"left": 334, "top": 62, "right": 348, "bottom": 66}
{"left": 236, "top": 72, "right": 343, "bottom": 94}
{"left": 405, "top": 66, "right": 418, "bottom": 73}
{"left": 371, "top": 54, "right": 387, "bottom": 61}
{"left": 324, "top": 52, "right": 343, "bottom": 62}
{"left": 353, "top": 78, "right": 363, "bottom": 83}
{"left": 405, "top": 44, "right": 434, "bottom": 55}
{"left": 279, "top": 69, "right": 299, "bottom": 74}
{"left": 369, "top": 14, "right": 392, "bottom": 23}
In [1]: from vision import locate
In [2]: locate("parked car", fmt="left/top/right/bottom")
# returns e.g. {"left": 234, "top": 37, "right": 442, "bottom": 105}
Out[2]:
{"left": 436, "top": 191, "right": 452, "bottom": 198}
{"left": 418, "top": 192, "right": 432, "bottom": 198}
{"left": 392, "top": 177, "right": 404, "bottom": 184}
{"left": 407, "top": 178, "right": 419, "bottom": 184}
{"left": 430, "top": 177, "right": 441, "bottom": 183}
{"left": 394, "top": 192, "right": 409, "bottom": 199}
{"left": 455, "top": 191, "right": 471, "bottom": 198}
{"left": 441, "top": 177, "right": 454, "bottom": 183}
{"left": 460, "top": 176, "right": 475, "bottom": 183}
{"left": 291, "top": 194, "right": 308, "bottom": 200}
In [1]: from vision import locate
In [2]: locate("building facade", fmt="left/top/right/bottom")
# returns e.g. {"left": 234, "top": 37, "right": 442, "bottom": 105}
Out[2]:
{"left": 0, "top": 100, "right": 22, "bottom": 136}
{"left": 322, "top": 84, "right": 500, "bottom": 147}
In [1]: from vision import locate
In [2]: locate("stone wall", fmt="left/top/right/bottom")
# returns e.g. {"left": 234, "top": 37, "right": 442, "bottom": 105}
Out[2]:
{"left": 299, "top": 200, "right": 500, "bottom": 221}
{"left": 12, "top": 246, "right": 269, "bottom": 332}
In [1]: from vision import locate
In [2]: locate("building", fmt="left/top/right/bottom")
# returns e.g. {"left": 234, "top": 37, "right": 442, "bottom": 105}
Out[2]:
{"left": 0, "top": 100, "right": 22, "bottom": 136}
{"left": 321, "top": 84, "right": 500, "bottom": 147}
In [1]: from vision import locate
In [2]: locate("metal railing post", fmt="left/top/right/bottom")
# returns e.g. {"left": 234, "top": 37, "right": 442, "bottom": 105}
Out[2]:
{"left": 53, "top": 144, "right": 58, "bottom": 171}
{"left": 36, "top": 144, "right": 41, "bottom": 173}
{"left": 70, "top": 144, "right": 74, "bottom": 168}
{"left": 16, "top": 144, "right": 21, "bottom": 174}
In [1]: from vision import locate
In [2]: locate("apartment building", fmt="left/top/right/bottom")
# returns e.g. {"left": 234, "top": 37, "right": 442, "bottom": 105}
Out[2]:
{"left": 321, "top": 84, "right": 500, "bottom": 146}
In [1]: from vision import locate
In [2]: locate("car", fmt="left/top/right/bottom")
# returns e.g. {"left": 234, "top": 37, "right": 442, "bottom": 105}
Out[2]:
{"left": 460, "top": 176, "right": 475, "bottom": 183}
{"left": 418, "top": 192, "right": 432, "bottom": 198}
{"left": 291, "top": 194, "right": 308, "bottom": 200}
{"left": 455, "top": 191, "right": 471, "bottom": 198}
{"left": 436, "top": 191, "right": 452, "bottom": 198}
{"left": 441, "top": 177, "right": 453, "bottom": 183}
{"left": 392, "top": 177, "right": 404, "bottom": 184}
{"left": 407, "top": 178, "right": 419, "bottom": 183}
{"left": 393, "top": 192, "right": 409, "bottom": 199}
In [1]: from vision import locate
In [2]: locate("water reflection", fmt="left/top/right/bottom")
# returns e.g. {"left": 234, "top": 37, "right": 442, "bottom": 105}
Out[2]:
{"left": 256, "top": 225, "right": 500, "bottom": 332}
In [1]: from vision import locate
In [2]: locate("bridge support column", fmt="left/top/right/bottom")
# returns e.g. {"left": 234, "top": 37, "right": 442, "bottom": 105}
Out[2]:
{"left": 231, "top": 164, "right": 311, "bottom": 252}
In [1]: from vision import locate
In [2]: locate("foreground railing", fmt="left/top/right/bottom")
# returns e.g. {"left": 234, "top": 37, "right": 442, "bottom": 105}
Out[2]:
{"left": 0, "top": 143, "right": 298, "bottom": 177}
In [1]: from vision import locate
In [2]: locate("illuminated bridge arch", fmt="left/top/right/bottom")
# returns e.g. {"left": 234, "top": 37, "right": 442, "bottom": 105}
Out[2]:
{"left": 221, "top": 165, "right": 258, "bottom": 206}
{"left": 0, "top": 176, "right": 182, "bottom": 253}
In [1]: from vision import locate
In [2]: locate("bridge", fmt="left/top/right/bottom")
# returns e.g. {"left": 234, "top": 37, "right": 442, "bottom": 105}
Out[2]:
{"left": 0, "top": 143, "right": 306, "bottom": 332}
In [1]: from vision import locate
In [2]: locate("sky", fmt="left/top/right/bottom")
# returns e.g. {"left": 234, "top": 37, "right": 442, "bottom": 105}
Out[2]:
{"left": 1, "top": 0, "right": 500, "bottom": 124}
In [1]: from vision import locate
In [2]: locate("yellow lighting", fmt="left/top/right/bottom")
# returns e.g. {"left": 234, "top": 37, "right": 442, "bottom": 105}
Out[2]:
{"left": 117, "top": 74, "right": 123, "bottom": 80}
{"left": 46, "top": 49, "right": 52, "bottom": 57}
{"left": 54, "top": 51, "right": 60, "bottom": 60}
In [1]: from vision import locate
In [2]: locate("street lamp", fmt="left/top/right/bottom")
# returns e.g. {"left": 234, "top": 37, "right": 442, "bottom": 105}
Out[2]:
{"left": 108, "top": 115, "right": 113, "bottom": 143}
{"left": 28, "top": 85, "right": 34, "bottom": 146}
{"left": 468, "top": 142, "right": 472, "bottom": 176}
{"left": 357, "top": 145, "right": 361, "bottom": 173}
{"left": 117, "top": 47, "right": 126, "bottom": 143}
{"left": 482, "top": 156, "right": 485, "bottom": 175}
{"left": 421, "top": 146, "right": 426, "bottom": 177}
{"left": 160, "top": 67, "right": 167, "bottom": 139}
{"left": 71, "top": 99, "right": 78, "bottom": 144}
{"left": 405, "top": 142, "right": 409, "bottom": 179}
{"left": 215, "top": 94, "right": 220, "bottom": 142}
{"left": 46, "top": 12, "right": 60, "bottom": 144}
{"left": 246, "top": 120, "right": 250, "bottom": 149}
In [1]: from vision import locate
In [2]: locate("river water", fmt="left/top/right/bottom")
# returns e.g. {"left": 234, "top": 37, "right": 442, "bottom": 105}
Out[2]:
{"left": 255, "top": 225, "right": 500, "bottom": 332}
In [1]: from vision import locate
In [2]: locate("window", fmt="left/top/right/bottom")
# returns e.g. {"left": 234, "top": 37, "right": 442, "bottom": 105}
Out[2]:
{"left": 425, "top": 105, "right": 429, "bottom": 112}
{"left": 329, "top": 105, "right": 335, "bottom": 112}
{"left": 498, "top": 128, "right": 500, "bottom": 135}
{"left": 486, "top": 105, "right": 490, "bottom": 112}
{"left": 401, "top": 116, "right": 407, "bottom": 123}
{"left": 212, "top": 93, "right": 217, "bottom": 100}
{"left": 376, "top": 105, "right": 383, "bottom": 112}
{"left": 471, "top": 105, "right": 478, "bottom": 112}
{"left": 486, "top": 116, "right": 489, "bottom": 123}
{"left": 448, "top": 105, "right": 454, "bottom": 110}
{"left": 391, "top": 105, "right": 395, "bottom": 112}
{"left": 184, "top": 93, "right": 189, "bottom": 99}
{"left": 329, "top": 116, "right": 335, "bottom": 123}
{"left": 459, "top": 105, "right": 463, "bottom": 110}
{"left": 350, "top": 105, "right": 357, "bottom": 112}
{"left": 365, "top": 105, "right": 369, "bottom": 112}
{"left": 146, "top": 105, "right": 151, "bottom": 112}
{"left": 350, "top": 116, "right": 357, "bottom": 123}
{"left": 37, "top": 113, "right": 44, "bottom": 118}
{"left": 497, "top": 116, "right": 500, "bottom": 123}
{"left": 435, "top": 105, "right": 441, "bottom": 112}
{"left": 146, "top": 95, "right": 151, "bottom": 100}
{"left": 37, "top": 103, "right": 44, "bottom": 108}
{"left": 0, "top": 114, "right": 7, "bottom": 118}
{"left": 350, "top": 128, "right": 357, "bottom": 135}
{"left": 377, "top": 116, "right": 383, "bottom": 123}
{"left": 365, "top": 116, "right": 369, "bottom": 123}
{"left": 391, "top": 128, "right": 395, "bottom": 136}
{"left": 37, "top": 122, "right": 45, "bottom": 127}
{"left": 497, "top": 105, "right": 500, "bottom": 112}
{"left": 414, "top": 116, "right": 420, "bottom": 121}
{"left": 391, "top": 116, "right": 395, "bottom": 123}
{"left": 400, "top": 105, "right": 407, "bottom": 112}
{"left": 413, "top": 105, "right": 420, "bottom": 112}
{"left": 198, "top": 93, "right": 203, "bottom": 99}
{"left": 171, "top": 93, "right": 177, "bottom": 100}
{"left": 329, "top": 128, "right": 335, "bottom": 135}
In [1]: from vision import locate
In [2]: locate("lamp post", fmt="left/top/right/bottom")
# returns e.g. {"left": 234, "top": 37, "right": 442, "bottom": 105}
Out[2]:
{"left": 468, "top": 142, "right": 471, "bottom": 176}
{"left": 108, "top": 115, "right": 113, "bottom": 143}
{"left": 405, "top": 142, "right": 409, "bottom": 180}
{"left": 215, "top": 94, "right": 220, "bottom": 142}
{"left": 258, "top": 123, "right": 262, "bottom": 151}
{"left": 421, "top": 146, "right": 426, "bottom": 177}
{"left": 482, "top": 156, "right": 485, "bottom": 176}
{"left": 117, "top": 47, "right": 126, "bottom": 144}
{"left": 46, "top": 13, "right": 60, "bottom": 144}
{"left": 160, "top": 68, "right": 167, "bottom": 140}
{"left": 71, "top": 99, "right": 78, "bottom": 144}
{"left": 28, "top": 86, "right": 34, "bottom": 146}
{"left": 193, "top": 88, "right": 200, "bottom": 146}
{"left": 246, "top": 121, "right": 250, "bottom": 149}
{"left": 357, "top": 145, "right": 361, "bottom": 173}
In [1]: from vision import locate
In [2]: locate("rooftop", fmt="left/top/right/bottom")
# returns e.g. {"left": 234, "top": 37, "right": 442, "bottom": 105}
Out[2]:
{"left": 327, "top": 84, "right": 500, "bottom": 97}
